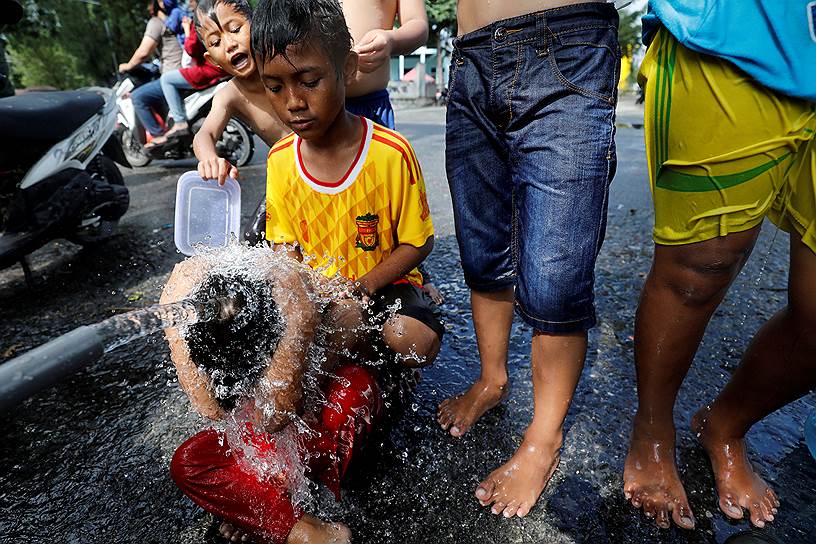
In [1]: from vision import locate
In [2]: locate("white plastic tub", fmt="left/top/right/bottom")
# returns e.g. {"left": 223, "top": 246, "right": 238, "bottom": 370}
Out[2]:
{"left": 174, "top": 171, "right": 241, "bottom": 256}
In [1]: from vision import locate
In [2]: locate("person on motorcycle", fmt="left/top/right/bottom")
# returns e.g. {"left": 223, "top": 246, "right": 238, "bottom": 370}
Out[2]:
{"left": 152, "top": 1, "right": 228, "bottom": 148}
{"left": 118, "top": 0, "right": 184, "bottom": 142}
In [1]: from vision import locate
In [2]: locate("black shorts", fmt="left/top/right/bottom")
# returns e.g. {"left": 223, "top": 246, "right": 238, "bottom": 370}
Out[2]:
{"left": 371, "top": 283, "right": 444, "bottom": 340}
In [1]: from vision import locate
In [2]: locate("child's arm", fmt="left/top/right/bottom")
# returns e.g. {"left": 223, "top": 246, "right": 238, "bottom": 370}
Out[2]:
{"left": 193, "top": 88, "right": 239, "bottom": 185}
{"left": 160, "top": 259, "right": 226, "bottom": 421}
{"left": 357, "top": 236, "right": 434, "bottom": 296}
{"left": 253, "top": 267, "right": 321, "bottom": 433}
{"left": 354, "top": 0, "right": 429, "bottom": 74}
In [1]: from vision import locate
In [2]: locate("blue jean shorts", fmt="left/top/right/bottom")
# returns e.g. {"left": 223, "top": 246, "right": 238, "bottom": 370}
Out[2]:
{"left": 446, "top": 2, "right": 620, "bottom": 333}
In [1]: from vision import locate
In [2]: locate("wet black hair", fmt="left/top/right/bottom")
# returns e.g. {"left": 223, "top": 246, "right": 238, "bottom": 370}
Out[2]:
{"left": 185, "top": 273, "right": 284, "bottom": 411}
{"left": 250, "top": 0, "right": 353, "bottom": 71}
{"left": 193, "top": 0, "right": 252, "bottom": 33}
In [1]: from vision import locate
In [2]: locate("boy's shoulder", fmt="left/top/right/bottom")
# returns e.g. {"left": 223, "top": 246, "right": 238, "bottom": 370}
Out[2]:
{"left": 268, "top": 132, "right": 297, "bottom": 157}
{"left": 367, "top": 120, "right": 421, "bottom": 181}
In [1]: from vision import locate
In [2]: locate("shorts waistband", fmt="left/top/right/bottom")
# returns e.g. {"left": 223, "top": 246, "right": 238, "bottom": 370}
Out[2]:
{"left": 455, "top": 1, "right": 617, "bottom": 50}
{"left": 346, "top": 88, "right": 390, "bottom": 106}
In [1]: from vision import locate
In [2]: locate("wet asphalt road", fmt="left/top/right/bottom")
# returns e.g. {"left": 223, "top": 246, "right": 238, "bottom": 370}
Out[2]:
{"left": 1, "top": 96, "right": 814, "bottom": 544}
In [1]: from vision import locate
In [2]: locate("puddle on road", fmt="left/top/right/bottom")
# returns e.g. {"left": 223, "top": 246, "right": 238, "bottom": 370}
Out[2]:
{"left": 0, "top": 230, "right": 814, "bottom": 544}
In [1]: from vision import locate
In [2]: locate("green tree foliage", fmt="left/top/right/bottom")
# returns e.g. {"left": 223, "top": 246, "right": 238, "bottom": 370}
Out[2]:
{"left": 5, "top": 0, "right": 147, "bottom": 89}
{"left": 618, "top": 7, "right": 645, "bottom": 55}
{"left": 425, "top": 0, "right": 456, "bottom": 32}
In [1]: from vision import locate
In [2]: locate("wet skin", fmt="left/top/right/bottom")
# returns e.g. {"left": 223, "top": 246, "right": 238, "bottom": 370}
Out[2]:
{"left": 220, "top": 515, "right": 352, "bottom": 544}
{"left": 193, "top": 2, "right": 289, "bottom": 184}
{"left": 439, "top": 289, "right": 588, "bottom": 518}
{"left": 625, "top": 228, "right": 816, "bottom": 530}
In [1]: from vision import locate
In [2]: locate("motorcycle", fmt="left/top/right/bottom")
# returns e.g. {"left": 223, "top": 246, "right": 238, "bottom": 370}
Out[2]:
{"left": 0, "top": 87, "right": 131, "bottom": 280}
{"left": 115, "top": 68, "right": 254, "bottom": 168}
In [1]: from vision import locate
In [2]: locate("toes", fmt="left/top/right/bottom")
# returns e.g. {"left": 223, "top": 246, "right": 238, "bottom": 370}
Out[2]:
{"left": 758, "top": 499, "right": 774, "bottom": 524}
{"left": 475, "top": 480, "right": 496, "bottom": 504}
{"left": 655, "top": 507, "right": 670, "bottom": 530}
{"left": 491, "top": 501, "right": 506, "bottom": 515}
{"left": 516, "top": 502, "right": 533, "bottom": 518}
{"left": 502, "top": 501, "right": 520, "bottom": 518}
{"left": 748, "top": 501, "right": 766, "bottom": 528}
{"left": 643, "top": 498, "right": 656, "bottom": 519}
{"left": 219, "top": 523, "right": 234, "bottom": 538}
{"left": 765, "top": 486, "right": 780, "bottom": 509}
{"left": 761, "top": 494, "right": 776, "bottom": 518}
{"left": 719, "top": 495, "right": 744, "bottom": 520}
{"left": 631, "top": 490, "right": 643, "bottom": 508}
{"left": 671, "top": 503, "right": 696, "bottom": 530}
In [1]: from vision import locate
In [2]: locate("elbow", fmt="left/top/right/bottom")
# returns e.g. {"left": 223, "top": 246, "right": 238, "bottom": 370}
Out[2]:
{"left": 420, "top": 235, "right": 434, "bottom": 260}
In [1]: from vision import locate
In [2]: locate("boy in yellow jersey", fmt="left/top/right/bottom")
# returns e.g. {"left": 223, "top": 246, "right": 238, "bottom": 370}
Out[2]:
{"left": 255, "top": 0, "right": 442, "bottom": 364}
{"left": 171, "top": 1, "right": 442, "bottom": 541}
{"left": 624, "top": 1, "right": 816, "bottom": 532}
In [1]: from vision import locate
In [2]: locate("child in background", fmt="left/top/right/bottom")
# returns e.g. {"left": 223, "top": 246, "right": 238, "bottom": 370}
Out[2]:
{"left": 342, "top": 0, "right": 428, "bottom": 129}
{"left": 169, "top": 1, "right": 443, "bottom": 541}
{"left": 150, "top": 1, "right": 228, "bottom": 147}
{"left": 192, "top": 0, "right": 290, "bottom": 181}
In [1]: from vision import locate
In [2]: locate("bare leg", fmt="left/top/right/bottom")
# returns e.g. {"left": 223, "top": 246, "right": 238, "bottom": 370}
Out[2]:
{"left": 438, "top": 288, "right": 514, "bottom": 437}
{"left": 624, "top": 227, "right": 760, "bottom": 529}
{"left": 382, "top": 314, "right": 441, "bottom": 368}
{"left": 475, "top": 331, "right": 586, "bottom": 517}
{"left": 692, "top": 236, "right": 816, "bottom": 527}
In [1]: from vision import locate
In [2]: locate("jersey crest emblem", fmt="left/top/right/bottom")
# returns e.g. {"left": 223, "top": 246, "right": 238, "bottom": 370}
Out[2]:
{"left": 355, "top": 212, "right": 379, "bottom": 251}
{"left": 809, "top": 2, "right": 816, "bottom": 43}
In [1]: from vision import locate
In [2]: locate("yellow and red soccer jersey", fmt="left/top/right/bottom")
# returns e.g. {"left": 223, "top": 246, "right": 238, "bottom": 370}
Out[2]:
{"left": 265, "top": 116, "right": 434, "bottom": 286}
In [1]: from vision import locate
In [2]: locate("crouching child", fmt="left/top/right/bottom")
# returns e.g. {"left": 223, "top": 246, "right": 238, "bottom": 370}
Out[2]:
{"left": 162, "top": 0, "right": 442, "bottom": 541}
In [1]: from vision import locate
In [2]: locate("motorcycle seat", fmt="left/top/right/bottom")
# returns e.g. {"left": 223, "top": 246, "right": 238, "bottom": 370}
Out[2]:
{"left": 0, "top": 89, "right": 106, "bottom": 144}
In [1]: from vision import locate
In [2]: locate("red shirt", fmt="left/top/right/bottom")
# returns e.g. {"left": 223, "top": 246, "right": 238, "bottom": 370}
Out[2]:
{"left": 180, "top": 31, "right": 228, "bottom": 89}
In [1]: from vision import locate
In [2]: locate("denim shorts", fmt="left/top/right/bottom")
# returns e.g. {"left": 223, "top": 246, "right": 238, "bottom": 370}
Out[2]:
{"left": 445, "top": 1, "right": 620, "bottom": 333}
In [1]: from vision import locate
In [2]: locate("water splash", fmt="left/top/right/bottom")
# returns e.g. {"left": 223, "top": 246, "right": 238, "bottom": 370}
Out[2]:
{"left": 91, "top": 297, "right": 231, "bottom": 353}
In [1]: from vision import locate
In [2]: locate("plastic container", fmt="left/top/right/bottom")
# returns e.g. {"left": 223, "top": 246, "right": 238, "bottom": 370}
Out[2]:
{"left": 174, "top": 171, "right": 241, "bottom": 256}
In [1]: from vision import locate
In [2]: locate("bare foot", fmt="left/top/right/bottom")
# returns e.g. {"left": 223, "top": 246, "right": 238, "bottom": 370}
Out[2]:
{"left": 474, "top": 432, "right": 561, "bottom": 518}
{"left": 219, "top": 522, "right": 249, "bottom": 542}
{"left": 437, "top": 378, "right": 507, "bottom": 437}
{"left": 287, "top": 514, "right": 351, "bottom": 544}
{"left": 692, "top": 408, "right": 780, "bottom": 528}
{"left": 623, "top": 421, "right": 695, "bottom": 530}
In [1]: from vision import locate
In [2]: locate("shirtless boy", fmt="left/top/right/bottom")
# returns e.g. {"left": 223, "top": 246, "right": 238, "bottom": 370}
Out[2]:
{"left": 437, "top": 0, "right": 620, "bottom": 519}
{"left": 192, "top": 0, "right": 289, "bottom": 183}
{"left": 343, "top": 0, "right": 428, "bottom": 129}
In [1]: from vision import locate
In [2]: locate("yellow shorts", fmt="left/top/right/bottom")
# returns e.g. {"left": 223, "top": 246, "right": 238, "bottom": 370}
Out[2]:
{"left": 639, "top": 28, "right": 816, "bottom": 252}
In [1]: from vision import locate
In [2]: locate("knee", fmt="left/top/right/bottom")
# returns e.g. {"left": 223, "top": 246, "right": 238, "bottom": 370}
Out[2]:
{"left": 131, "top": 88, "right": 147, "bottom": 107}
{"left": 382, "top": 316, "right": 440, "bottom": 368}
{"left": 655, "top": 242, "right": 754, "bottom": 308}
